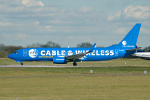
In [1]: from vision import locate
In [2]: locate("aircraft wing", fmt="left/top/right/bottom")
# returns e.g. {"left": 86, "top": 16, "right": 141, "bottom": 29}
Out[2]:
{"left": 66, "top": 43, "right": 96, "bottom": 60}
{"left": 66, "top": 53, "right": 85, "bottom": 60}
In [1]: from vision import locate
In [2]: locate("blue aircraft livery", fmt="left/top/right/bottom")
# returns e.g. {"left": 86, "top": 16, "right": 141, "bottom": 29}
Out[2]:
{"left": 8, "top": 23, "right": 141, "bottom": 66}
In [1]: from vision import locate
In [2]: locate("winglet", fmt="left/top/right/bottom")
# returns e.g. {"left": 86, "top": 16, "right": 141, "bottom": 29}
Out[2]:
{"left": 88, "top": 43, "right": 96, "bottom": 53}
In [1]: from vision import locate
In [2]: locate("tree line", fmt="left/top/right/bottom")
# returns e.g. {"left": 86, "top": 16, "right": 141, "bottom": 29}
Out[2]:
{"left": 0, "top": 41, "right": 150, "bottom": 58}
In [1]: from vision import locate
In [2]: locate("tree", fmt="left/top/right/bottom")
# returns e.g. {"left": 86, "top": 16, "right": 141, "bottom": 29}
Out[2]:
{"left": 26, "top": 43, "right": 41, "bottom": 48}
{"left": 143, "top": 46, "right": 150, "bottom": 52}
{"left": 0, "top": 45, "right": 23, "bottom": 58}
{"left": 0, "top": 44, "right": 5, "bottom": 51}
{"left": 0, "top": 51, "right": 9, "bottom": 58}
{"left": 41, "top": 41, "right": 61, "bottom": 48}
{"left": 4, "top": 46, "right": 23, "bottom": 54}
{"left": 76, "top": 42, "right": 93, "bottom": 48}
{"left": 26, "top": 41, "right": 61, "bottom": 48}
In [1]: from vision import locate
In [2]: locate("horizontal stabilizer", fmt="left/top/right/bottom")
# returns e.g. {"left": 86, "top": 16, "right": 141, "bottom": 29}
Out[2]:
{"left": 126, "top": 47, "right": 141, "bottom": 52}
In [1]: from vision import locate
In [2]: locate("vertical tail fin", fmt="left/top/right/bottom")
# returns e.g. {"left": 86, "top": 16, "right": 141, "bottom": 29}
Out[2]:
{"left": 118, "top": 23, "right": 141, "bottom": 48}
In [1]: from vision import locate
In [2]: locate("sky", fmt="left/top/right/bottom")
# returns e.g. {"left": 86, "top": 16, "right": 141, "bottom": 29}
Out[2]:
{"left": 0, "top": 0, "right": 150, "bottom": 48}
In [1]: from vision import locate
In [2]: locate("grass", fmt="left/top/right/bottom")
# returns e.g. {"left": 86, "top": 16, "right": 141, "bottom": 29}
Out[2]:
{"left": 0, "top": 58, "right": 150, "bottom": 100}
{"left": 0, "top": 75, "right": 150, "bottom": 100}
{"left": 0, "top": 67, "right": 150, "bottom": 76}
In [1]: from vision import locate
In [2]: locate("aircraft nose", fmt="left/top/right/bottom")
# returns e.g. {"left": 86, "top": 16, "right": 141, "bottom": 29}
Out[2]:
{"left": 8, "top": 53, "right": 14, "bottom": 59}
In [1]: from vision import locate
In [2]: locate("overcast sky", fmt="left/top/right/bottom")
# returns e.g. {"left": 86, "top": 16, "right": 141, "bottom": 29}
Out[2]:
{"left": 0, "top": 0, "right": 150, "bottom": 47}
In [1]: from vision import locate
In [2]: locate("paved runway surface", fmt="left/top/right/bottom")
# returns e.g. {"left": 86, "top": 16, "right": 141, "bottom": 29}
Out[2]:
{"left": 0, "top": 65, "right": 106, "bottom": 68}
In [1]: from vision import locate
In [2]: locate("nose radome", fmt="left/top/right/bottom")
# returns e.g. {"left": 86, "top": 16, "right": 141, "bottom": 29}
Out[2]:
{"left": 8, "top": 53, "right": 14, "bottom": 59}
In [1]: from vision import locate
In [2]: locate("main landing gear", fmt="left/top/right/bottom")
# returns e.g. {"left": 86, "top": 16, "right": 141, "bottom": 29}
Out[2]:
{"left": 73, "top": 62, "right": 77, "bottom": 66}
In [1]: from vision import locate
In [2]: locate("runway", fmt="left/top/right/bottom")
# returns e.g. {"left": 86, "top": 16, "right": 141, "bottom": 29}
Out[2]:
{"left": 0, "top": 65, "right": 78, "bottom": 68}
{"left": 0, "top": 65, "right": 106, "bottom": 68}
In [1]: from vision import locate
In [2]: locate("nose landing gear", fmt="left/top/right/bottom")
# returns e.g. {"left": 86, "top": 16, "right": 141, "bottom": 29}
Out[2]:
{"left": 20, "top": 62, "right": 23, "bottom": 65}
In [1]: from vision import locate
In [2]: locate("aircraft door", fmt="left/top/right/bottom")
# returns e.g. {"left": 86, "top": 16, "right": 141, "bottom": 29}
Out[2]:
{"left": 115, "top": 49, "right": 118, "bottom": 57}
{"left": 23, "top": 49, "right": 27, "bottom": 57}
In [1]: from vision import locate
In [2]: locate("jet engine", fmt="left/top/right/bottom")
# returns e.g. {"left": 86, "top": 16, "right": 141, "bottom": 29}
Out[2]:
{"left": 53, "top": 56, "right": 67, "bottom": 64}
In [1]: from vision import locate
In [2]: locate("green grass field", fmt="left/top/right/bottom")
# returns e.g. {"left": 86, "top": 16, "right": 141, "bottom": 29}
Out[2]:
{"left": 0, "top": 58, "right": 150, "bottom": 100}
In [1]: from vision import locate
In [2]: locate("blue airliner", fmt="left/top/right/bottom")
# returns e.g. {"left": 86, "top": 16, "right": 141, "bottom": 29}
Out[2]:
{"left": 133, "top": 51, "right": 150, "bottom": 59}
{"left": 8, "top": 23, "right": 141, "bottom": 66}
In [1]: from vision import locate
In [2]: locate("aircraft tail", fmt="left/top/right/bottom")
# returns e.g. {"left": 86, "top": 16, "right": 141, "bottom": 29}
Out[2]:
{"left": 117, "top": 23, "right": 141, "bottom": 49}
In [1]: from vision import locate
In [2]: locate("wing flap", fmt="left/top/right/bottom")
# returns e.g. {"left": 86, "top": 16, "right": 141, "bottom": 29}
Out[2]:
{"left": 66, "top": 53, "right": 85, "bottom": 60}
{"left": 66, "top": 43, "right": 96, "bottom": 60}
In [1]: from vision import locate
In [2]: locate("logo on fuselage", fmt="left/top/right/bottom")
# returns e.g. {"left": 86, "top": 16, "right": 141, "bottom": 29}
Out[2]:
{"left": 122, "top": 41, "right": 127, "bottom": 46}
{"left": 40, "top": 50, "right": 114, "bottom": 56}
{"left": 29, "top": 49, "right": 38, "bottom": 58}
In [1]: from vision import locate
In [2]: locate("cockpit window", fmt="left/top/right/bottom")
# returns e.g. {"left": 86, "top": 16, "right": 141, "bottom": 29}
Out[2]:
{"left": 14, "top": 51, "right": 18, "bottom": 54}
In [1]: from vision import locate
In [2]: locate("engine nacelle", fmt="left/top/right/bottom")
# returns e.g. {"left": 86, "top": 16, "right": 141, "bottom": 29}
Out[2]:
{"left": 53, "top": 56, "right": 67, "bottom": 64}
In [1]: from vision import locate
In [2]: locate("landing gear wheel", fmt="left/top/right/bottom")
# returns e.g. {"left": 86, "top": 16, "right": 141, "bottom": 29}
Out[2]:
{"left": 21, "top": 63, "right": 23, "bottom": 65}
{"left": 73, "top": 62, "right": 77, "bottom": 66}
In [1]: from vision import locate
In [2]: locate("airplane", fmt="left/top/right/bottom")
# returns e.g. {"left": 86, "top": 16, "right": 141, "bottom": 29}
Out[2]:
{"left": 8, "top": 23, "right": 141, "bottom": 66}
{"left": 133, "top": 51, "right": 150, "bottom": 60}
